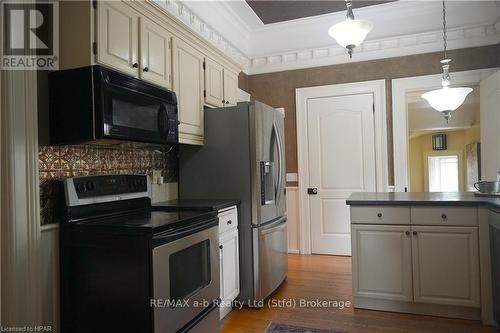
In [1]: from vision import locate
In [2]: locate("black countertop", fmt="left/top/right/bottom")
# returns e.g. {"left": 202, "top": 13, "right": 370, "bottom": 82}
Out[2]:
{"left": 152, "top": 199, "right": 240, "bottom": 212}
{"left": 346, "top": 192, "right": 500, "bottom": 210}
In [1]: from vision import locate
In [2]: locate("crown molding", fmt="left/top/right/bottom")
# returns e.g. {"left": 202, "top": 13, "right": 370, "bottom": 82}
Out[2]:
{"left": 246, "top": 23, "right": 500, "bottom": 75}
{"left": 151, "top": 1, "right": 500, "bottom": 75}
{"left": 153, "top": 0, "right": 250, "bottom": 68}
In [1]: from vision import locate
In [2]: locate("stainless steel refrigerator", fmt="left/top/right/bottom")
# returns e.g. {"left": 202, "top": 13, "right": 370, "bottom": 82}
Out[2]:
{"left": 179, "top": 101, "right": 287, "bottom": 304}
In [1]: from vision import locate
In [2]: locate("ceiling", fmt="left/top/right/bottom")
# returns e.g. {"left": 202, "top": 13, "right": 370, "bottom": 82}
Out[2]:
{"left": 245, "top": 0, "right": 395, "bottom": 24}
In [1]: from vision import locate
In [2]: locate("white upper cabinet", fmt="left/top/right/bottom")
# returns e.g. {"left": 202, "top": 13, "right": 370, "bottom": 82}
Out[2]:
{"left": 61, "top": 1, "right": 242, "bottom": 145}
{"left": 204, "top": 58, "right": 239, "bottom": 108}
{"left": 97, "top": 1, "right": 139, "bottom": 76}
{"left": 139, "top": 17, "right": 173, "bottom": 89}
{"left": 172, "top": 38, "right": 205, "bottom": 145}
{"left": 223, "top": 69, "right": 238, "bottom": 107}
{"left": 204, "top": 58, "right": 225, "bottom": 108}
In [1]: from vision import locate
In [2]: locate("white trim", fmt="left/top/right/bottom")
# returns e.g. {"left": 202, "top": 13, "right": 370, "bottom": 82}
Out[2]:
{"left": 1, "top": 69, "right": 42, "bottom": 323}
{"left": 153, "top": 1, "right": 499, "bottom": 74}
{"left": 423, "top": 150, "right": 464, "bottom": 192}
{"left": 153, "top": 0, "right": 250, "bottom": 69}
{"left": 392, "top": 68, "right": 498, "bottom": 192}
{"left": 296, "top": 80, "right": 388, "bottom": 254}
{"left": 285, "top": 186, "right": 300, "bottom": 254}
{"left": 237, "top": 88, "right": 250, "bottom": 102}
{"left": 247, "top": 24, "right": 499, "bottom": 75}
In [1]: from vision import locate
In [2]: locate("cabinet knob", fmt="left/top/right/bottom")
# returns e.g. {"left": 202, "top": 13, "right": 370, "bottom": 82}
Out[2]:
{"left": 222, "top": 99, "right": 226, "bottom": 103}
{"left": 441, "top": 214, "right": 447, "bottom": 220}
{"left": 143, "top": 67, "right": 149, "bottom": 72}
{"left": 227, "top": 220, "right": 232, "bottom": 225}
{"left": 413, "top": 231, "right": 418, "bottom": 236}
{"left": 132, "top": 62, "right": 139, "bottom": 68}
{"left": 377, "top": 213, "right": 382, "bottom": 218}
{"left": 405, "top": 231, "right": 410, "bottom": 236}
{"left": 225, "top": 101, "right": 229, "bottom": 105}
{"left": 219, "top": 245, "right": 223, "bottom": 249}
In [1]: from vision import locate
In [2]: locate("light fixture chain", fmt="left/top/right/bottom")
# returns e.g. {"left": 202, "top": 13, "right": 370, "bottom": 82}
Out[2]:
{"left": 443, "top": 0, "right": 447, "bottom": 59}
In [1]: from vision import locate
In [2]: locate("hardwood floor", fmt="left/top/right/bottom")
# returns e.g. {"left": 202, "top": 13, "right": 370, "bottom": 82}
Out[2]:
{"left": 221, "top": 254, "right": 495, "bottom": 333}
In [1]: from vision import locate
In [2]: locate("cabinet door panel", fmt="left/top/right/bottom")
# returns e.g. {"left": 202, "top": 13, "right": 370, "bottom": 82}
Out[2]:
{"left": 223, "top": 69, "right": 238, "bottom": 107}
{"left": 352, "top": 225, "right": 413, "bottom": 301}
{"left": 97, "top": 1, "right": 138, "bottom": 76}
{"left": 140, "top": 17, "right": 172, "bottom": 88}
{"left": 172, "top": 38, "right": 204, "bottom": 144}
{"left": 220, "top": 229, "right": 239, "bottom": 319}
{"left": 204, "top": 58, "right": 224, "bottom": 107}
{"left": 412, "top": 226, "right": 480, "bottom": 307}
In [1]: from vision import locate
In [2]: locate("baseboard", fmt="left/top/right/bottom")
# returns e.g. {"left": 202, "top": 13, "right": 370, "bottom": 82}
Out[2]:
{"left": 354, "top": 296, "right": 482, "bottom": 322}
{"left": 288, "top": 249, "right": 299, "bottom": 254}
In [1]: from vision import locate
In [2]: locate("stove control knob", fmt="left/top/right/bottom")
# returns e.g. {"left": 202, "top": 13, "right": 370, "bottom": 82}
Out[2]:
{"left": 76, "top": 183, "right": 86, "bottom": 193}
{"left": 86, "top": 181, "right": 96, "bottom": 191}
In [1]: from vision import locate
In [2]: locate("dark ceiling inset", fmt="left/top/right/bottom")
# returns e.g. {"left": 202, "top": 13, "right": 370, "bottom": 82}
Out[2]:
{"left": 246, "top": 1, "right": 395, "bottom": 24}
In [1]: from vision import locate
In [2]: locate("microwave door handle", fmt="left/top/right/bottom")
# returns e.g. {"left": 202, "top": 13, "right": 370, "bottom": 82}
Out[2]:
{"left": 158, "top": 105, "right": 167, "bottom": 137}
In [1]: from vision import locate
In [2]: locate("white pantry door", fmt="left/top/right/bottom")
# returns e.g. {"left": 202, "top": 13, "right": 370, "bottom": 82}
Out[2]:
{"left": 308, "top": 93, "right": 376, "bottom": 255}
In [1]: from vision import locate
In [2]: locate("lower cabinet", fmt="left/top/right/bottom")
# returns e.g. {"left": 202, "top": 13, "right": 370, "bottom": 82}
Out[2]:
{"left": 411, "top": 226, "right": 480, "bottom": 307}
{"left": 351, "top": 225, "right": 413, "bottom": 302}
{"left": 352, "top": 223, "right": 480, "bottom": 308}
{"left": 218, "top": 207, "right": 240, "bottom": 319}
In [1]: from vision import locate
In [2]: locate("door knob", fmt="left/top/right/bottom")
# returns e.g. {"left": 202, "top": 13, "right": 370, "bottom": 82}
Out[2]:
{"left": 307, "top": 188, "right": 318, "bottom": 195}
{"left": 143, "top": 67, "right": 149, "bottom": 72}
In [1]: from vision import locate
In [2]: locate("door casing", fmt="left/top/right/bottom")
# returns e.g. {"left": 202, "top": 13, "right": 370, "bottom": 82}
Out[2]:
{"left": 392, "top": 68, "right": 497, "bottom": 192}
{"left": 296, "top": 80, "right": 388, "bottom": 255}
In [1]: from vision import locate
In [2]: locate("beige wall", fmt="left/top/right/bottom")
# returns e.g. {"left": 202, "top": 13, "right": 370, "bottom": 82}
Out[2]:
{"left": 243, "top": 45, "right": 499, "bottom": 186}
{"left": 409, "top": 128, "right": 480, "bottom": 192}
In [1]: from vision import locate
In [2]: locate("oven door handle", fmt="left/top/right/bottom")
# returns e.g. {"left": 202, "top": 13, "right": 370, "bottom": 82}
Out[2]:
{"left": 152, "top": 218, "right": 218, "bottom": 245}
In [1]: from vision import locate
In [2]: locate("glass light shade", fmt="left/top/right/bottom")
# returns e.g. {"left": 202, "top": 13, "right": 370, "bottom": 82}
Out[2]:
{"left": 328, "top": 19, "right": 373, "bottom": 48}
{"left": 421, "top": 86, "right": 473, "bottom": 112}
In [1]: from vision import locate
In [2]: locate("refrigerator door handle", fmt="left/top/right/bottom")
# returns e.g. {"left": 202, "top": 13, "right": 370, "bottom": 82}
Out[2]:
{"left": 273, "top": 122, "right": 284, "bottom": 206}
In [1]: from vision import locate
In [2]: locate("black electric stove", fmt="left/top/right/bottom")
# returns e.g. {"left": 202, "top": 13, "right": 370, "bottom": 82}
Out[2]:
{"left": 60, "top": 174, "right": 221, "bottom": 333}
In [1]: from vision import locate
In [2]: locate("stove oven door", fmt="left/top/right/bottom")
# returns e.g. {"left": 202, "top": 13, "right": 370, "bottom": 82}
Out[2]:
{"left": 152, "top": 223, "right": 220, "bottom": 333}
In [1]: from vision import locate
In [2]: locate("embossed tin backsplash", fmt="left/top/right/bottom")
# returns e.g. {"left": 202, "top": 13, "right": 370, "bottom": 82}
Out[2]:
{"left": 39, "top": 144, "right": 178, "bottom": 225}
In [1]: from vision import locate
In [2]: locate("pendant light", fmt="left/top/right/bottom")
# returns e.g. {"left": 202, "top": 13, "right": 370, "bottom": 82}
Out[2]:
{"left": 328, "top": 0, "right": 373, "bottom": 58}
{"left": 421, "top": 0, "right": 472, "bottom": 123}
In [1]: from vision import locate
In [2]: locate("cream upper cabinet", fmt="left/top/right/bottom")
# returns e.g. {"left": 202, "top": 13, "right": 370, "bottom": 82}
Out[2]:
{"left": 97, "top": 1, "right": 139, "bottom": 76}
{"left": 204, "top": 58, "right": 224, "bottom": 108}
{"left": 172, "top": 38, "right": 205, "bottom": 145}
{"left": 351, "top": 224, "right": 413, "bottom": 302}
{"left": 411, "top": 226, "right": 480, "bottom": 307}
{"left": 223, "top": 69, "right": 238, "bottom": 107}
{"left": 139, "top": 17, "right": 173, "bottom": 89}
{"left": 204, "top": 58, "right": 239, "bottom": 108}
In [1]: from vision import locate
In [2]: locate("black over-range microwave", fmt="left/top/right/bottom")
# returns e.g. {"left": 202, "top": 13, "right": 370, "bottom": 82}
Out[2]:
{"left": 49, "top": 65, "right": 178, "bottom": 145}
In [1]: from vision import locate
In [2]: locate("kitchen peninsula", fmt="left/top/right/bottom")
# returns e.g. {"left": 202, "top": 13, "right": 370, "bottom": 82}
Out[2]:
{"left": 346, "top": 192, "right": 498, "bottom": 326}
